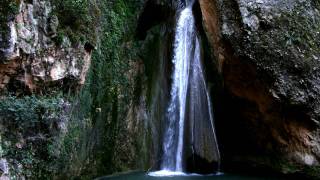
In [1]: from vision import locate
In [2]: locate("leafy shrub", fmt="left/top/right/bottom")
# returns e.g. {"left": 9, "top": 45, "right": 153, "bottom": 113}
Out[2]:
{"left": 0, "top": 95, "right": 63, "bottom": 133}
{"left": 0, "top": 95, "right": 69, "bottom": 179}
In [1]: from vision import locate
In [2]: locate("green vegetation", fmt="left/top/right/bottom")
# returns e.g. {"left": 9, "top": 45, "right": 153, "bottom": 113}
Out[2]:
{"left": 277, "top": 159, "right": 320, "bottom": 179}
{"left": 0, "top": 95, "right": 62, "bottom": 131}
{"left": 50, "top": 0, "right": 100, "bottom": 45}
{"left": 0, "top": 0, "right": 144, "bottom": 179}
{"left": 305, "top": 166, "right": 320, "bottom": 178}
{"left": 0, "top": 0, "right": 18, "bottom": 35}
{"left": 0, "top": 95, "right": 67, "bottom": 179}
{"left": 52, "top": 0, "right": 145, "bottom": 179}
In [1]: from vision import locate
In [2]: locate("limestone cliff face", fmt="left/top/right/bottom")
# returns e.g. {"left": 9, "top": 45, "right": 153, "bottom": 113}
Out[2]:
{"left": 0, "top": 0, "right": 91, "bottom": 94}
{"left": 0, "top": 0, "right": 92, "bottom": 179}
{"left": 199, "top": 0, "right": 320, "bottom": 177}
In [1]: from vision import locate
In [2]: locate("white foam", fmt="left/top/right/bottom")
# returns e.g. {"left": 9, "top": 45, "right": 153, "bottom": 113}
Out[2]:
{"left": 148, "top": 170, "right": 224, "bottom": 177}
{"left": 147, "top": 170, "right": 187, "bottom": 177}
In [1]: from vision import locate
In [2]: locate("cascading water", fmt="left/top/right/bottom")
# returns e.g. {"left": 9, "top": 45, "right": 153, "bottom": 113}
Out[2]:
{"left": 161, "top": 5, "right": 194, "bottom": 172}
{"left": 149, "top": 0, "right": 220, "bottom": 176}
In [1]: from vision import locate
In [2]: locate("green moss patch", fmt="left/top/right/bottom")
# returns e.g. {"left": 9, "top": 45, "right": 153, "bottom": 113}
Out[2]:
{"left": 50, "top": 0, "right": 101, "bottom": 45}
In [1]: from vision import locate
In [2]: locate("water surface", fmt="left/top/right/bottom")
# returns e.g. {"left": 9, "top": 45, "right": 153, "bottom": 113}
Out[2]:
{"left": 97, "top": 172, "right": 284, "bottom": 180}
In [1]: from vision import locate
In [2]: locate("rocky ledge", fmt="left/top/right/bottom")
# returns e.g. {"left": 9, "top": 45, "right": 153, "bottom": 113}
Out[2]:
{"left": 0, "top": 0, "right": 92, "bottom": 94}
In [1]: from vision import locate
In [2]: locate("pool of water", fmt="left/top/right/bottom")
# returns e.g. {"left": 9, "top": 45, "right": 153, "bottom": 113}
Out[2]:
{"left": 96, "top": 171, "right": 285, "bottom": 180}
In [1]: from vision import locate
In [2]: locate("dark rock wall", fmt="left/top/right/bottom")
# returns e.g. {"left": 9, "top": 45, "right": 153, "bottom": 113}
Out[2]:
{"left": 136, "top": 1, "right": 175, "bottom": 171}
{"left": 199, "top": 0, "right": 320, "bottom": 178}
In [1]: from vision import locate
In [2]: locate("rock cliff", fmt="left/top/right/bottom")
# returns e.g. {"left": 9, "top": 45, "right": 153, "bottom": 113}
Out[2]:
{"left": 0, "top": 0, "right": 92, "bottom": 179}
{"left": 198, "top": 0, "right": 320, "bottom": 178}
{"left": 0, "top": 0, "right": 91, "bottom": 94}
{"left": 1, "top": 0, "right": 320, "bottom": 179}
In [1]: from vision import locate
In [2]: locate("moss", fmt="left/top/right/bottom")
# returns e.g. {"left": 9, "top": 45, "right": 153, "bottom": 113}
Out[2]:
{"left": 49, "top": 0, "right": 145, "bottom": 178}
{"left": 280, "top": 162, "right": 320, "bottom": 179}
{"left": 304, "top": 166, "right": 320, "bottom": 179}
{"left": 277, "top": 160, "right": 301, "bottom": 174}
{"left": 0, "top": 94, "right": 69, "bottom": 179}
{"left": 246, "top": 2, "right": 320, "bottom": 75}
{"left": 50, "top": 0, "right": 101, "bottom": 45}
{"left": 0, "top": 0, "right": 19, "bottom": 36}
{"left": 0, "top": 95, "right": 63, "bottom": 131}
{"left": 1, "top": 0, "right": 146, "bottom": 178}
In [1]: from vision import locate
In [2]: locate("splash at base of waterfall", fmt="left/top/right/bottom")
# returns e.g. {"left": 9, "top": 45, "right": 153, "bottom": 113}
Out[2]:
{"left": 148, "top": 170, "right": 187, "bottom": 177}
{"left": 148, "top": 170, "right": 223, "bottom": 177}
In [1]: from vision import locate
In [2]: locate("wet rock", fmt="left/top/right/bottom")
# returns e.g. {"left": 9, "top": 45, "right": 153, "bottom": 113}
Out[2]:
{"left": 186, "top": 154, "right": 219, "bottom": 174}
{"left": 199, "top": 0, "right": 320, "bottom": 178}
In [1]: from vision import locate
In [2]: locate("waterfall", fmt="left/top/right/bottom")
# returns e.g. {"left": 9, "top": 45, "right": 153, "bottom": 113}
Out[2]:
{"left": 161, "top": 7, "right": 193, "bottom": 171}
{"left": 149, "top": 0, "right": 220, "bottom": 176}
{"left": 150, "top": 0, "right": 220, "bottom": 176}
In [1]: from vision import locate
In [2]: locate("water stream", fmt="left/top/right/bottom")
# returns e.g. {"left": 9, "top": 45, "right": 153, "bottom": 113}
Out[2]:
{"left": 155, "top": 0, "right": 220, "bottom": 175}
